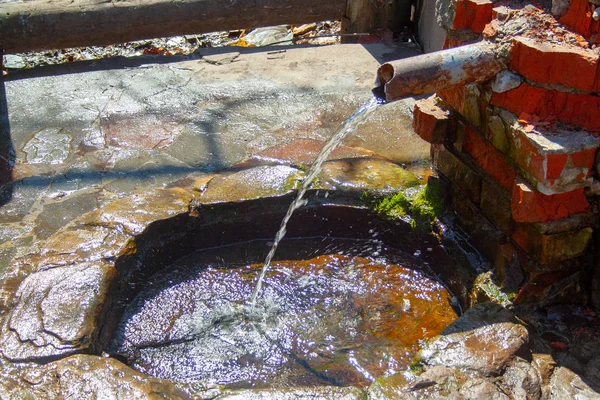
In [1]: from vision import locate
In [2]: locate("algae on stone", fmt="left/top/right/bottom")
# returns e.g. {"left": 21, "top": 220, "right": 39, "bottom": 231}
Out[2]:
{"left": 369, "top": 178, "right": 445, "bottom": 231}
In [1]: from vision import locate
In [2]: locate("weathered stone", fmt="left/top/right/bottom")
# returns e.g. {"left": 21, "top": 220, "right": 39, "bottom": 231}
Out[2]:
{"left": 34, "top": 192, "right": 100, "bottom": 240}
{"left": 585, "top": 355, "right": 600, "bottom": 388}
{"left": 80, "top": 187, "right": 193, "bottom": 236}
{"left": 551, "top": 0, "right": 570, "bottom": 17}
{"left": 593, "top": 249, "right": 600, "bottom": 310}
{"left": 458, "top": 379, "right": 509, "bottom": 400}
{"left": 367, "top": 371, "right": 414, "bottom": 399}
{"left": 101, "top": 114, "right": 183, "bottom": 150}
{"left": 494, "top": 243, "right": 525, "bottom": 294}
{"left": 531, "top": 353, "right": 557, "bottom": 385}
{"left": 432, "top": 145, "right": 482, "bottom": 204}
{"left": 22, "top": 128, "right": 72, "bottom": 165}
{"left": 0, "top": 178, "right": 51, "bottom": 225}
{"left": 37, "top": 225, "right": 130, "bottom": 268}
{"left": 197, "top": 165, "right": 303, "bottom": 203}
{"left": 368, "top": 367, "right": 463, "bottom": 399}
{"left": 418, "top": 303, "right": 528, "bottom": 376}
{"left": 317, "top": 158, "right": 420, "bottom": 194}
{"left": 501, "top": 357, "right": 543, "bottom": 400}
{"left": 480, "top": 179, "right": 513, "bottom": 233}
{"left": 492, "top": 71, "right": 523, "bottom": 94}
{"left": 487, "top": 115, "right": 510, "bottom": 154}
{"left": 450, "top": 188, "right": 507, "bottom": 264}
{"left": 412, "top": 96, "right": 450, "bottom": 144}
{"left": 0, "top": 262, "right": 115, "bottom": 361}
{"left": 512, "top": 223, "right": 592, "bottom": 265}
{"left": 235, "top": 139, "right": 381, "bottom": 168}
{"left": 1, "top": 355, "right": 202, "bottom": 399}
{"left": 463, "top": 85, "right": 482, "bottom": 128}
{"left": 219, "top": 386, "right": 366, "bottom": 399}
{"left": 549, "top": 366, "right": 600, "bottom": 399}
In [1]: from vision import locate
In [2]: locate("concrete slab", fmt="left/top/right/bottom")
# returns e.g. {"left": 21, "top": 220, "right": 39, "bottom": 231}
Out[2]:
{"left": 0, "top": 43, "right": 430, "bottom": 273}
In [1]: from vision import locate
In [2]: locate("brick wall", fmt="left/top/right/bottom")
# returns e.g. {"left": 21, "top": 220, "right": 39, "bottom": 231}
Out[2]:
{"left": 413, "top": 0, "right": 600, "bottom": 307}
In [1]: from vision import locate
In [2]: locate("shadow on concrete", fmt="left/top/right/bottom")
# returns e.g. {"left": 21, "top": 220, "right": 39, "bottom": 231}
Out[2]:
{"left": 2, "top": 44, "right": 325, "bottom": 81}
{"left": 3, "top": 42, "right": 422, "bottom": 82}
{"left": 0, "top": 69, "right": 14, "bottom": 207}
{"left": 360, "top": 42, "right": 422, "bottom": 65}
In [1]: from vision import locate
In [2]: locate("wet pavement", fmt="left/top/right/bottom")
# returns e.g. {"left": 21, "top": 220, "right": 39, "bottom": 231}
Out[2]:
{"left": 0, "top": 43, "right": 426, "bottom": 274}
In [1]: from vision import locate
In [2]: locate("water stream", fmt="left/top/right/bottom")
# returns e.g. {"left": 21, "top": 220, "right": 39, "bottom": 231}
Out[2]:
{"left": 249, "top": 97, "right": 383, "bottom": 305}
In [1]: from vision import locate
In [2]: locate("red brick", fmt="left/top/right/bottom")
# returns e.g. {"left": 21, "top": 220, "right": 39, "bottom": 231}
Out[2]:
{"left": 463, "top": 125, "right": 517, "bottom": 192}
{"left": 559, "top": 0, "right": 600, "bottom": 42}
{"left": 510, "top": 37, "right": 600, "bottom": 93}
{"left": 442, "top": 36, "right": 471, "bottom": 49}
{"left": 438, "top": 86, "right": 465, "bottom": 113}
{"left": 570, "top": 148, "right": 596, "bottom": 170}
{"left": 453, "top": 0, "right": 494, "bottom": 34}
{"left": 511, "top": 178, "right": 590, "bottom": 223}
{"left": 502, "top": 117, "right": 599, "bottom": 190}
{"left": 507, "top": 133, "right": 546, "bottom": 185}
{"left": 412, "top": 97, "right": 450, "bottom": 144}
{"left": 546, "top": 154, "right": 568, "bottom": 180}
{"left": 491, "top": 83, "right": 600, "bottom": 132}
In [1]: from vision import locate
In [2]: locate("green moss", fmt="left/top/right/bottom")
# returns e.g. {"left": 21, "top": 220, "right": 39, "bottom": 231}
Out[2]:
{"left": 409, "top": 358, "right": 425, "bottom": 374}
{"left": 282, "top": 171, "right": 304, "bottom": 191}
{"left": 410, "top": 178, "right": 445, "bottom": 227}
{"left": 368, "top": 179, "right": 445, "bottom": 233}
{"left": 373, "top": 191, "right": 411, "bottom": 219}
{"left": 472, "top": 271, "right": 513, "bottom": 307}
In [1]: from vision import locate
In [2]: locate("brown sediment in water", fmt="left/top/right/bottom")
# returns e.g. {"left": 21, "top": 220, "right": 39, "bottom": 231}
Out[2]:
{"left": 112, "top": 252, "right": 458, "bottom": 389}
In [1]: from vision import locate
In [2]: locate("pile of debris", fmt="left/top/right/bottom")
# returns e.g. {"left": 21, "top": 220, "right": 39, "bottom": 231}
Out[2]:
{"left": 2, "top": 21, "right": 341, "bottom": 71}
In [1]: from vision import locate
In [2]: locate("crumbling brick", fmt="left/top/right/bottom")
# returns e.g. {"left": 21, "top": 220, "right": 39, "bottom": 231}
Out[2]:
{"left": 512, "top": 222, "right": 592, "bottom": 265}
{"left": 501, "top": 116, "right": 600, "bottom": 193}
{"left": 511, "top": 178, "right": 590, "bottom": 223}
{"left": 480, "top": 179, "right": 513, "bottom": 233}
{"left": 510, "top": 37, "right": 600, "bottom": 93}
{"left": 558, "top": 0, "right": 600, "bottom": 44}
{"left": 453, "top": 0, "right": 494, "bottom": 34}
{"left": 463, "top": 125, "right": 517, "bottom": 192}
{"left": 412, "top": 96, "right": 451, "bottom": 144}
{"left": 491, "top": 83, "right": 600, "bottom": 132}
{"left": 432, "top": 144, "right": 482, "bottom": 204}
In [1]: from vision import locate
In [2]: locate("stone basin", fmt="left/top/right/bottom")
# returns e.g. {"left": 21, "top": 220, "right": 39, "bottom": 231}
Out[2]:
{"left": 109, "top": 225, "right": 459, "bottom": 389}
{"left": 0, "top": 159, "right": 468, "bottom": 398}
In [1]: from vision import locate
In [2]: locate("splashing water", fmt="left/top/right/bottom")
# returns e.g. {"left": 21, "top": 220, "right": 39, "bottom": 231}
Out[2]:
{"left": 249, "top": 97, "right": 383, "bottom": 306}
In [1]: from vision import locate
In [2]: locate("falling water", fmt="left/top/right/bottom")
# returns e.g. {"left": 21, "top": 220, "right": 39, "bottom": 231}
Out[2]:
{"left": 249, "top": 97, "right": 383, "bottom": 306}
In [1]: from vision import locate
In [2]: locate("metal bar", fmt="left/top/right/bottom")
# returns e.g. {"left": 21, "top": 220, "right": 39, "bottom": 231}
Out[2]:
{"left": 374, "top": 42, "right": 506, "bottom": 103}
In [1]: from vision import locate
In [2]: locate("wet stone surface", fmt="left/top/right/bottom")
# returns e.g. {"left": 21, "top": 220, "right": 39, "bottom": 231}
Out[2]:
{"left": 111, "top": 252, "right": 458, "bottom": 389}
{"left": 418, "top": 302, "right": 529, "bottom": 376}
{"left": 0, "top": 44, "right": 599, "bottom": 398}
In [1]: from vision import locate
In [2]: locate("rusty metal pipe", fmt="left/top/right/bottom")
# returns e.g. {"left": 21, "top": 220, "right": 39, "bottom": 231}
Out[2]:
{"left": 374, "top": 42, "right": 506, "bottom": 103}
